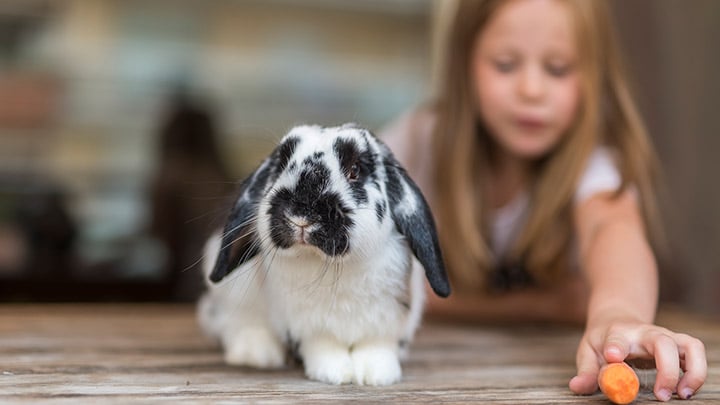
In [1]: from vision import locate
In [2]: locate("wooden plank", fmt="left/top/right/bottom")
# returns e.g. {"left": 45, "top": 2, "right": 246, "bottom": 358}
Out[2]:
{"left": 0, "top": 304, "right": 717, "bottom": 403}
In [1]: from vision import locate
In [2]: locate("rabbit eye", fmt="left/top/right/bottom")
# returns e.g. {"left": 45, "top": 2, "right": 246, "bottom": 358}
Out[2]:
{"left": 347, "top": 163, "right": 360, "bottom": 182}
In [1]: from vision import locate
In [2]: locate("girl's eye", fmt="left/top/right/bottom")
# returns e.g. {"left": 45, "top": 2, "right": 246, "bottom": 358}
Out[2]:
{"left": 347, "top": 164, "right": 360, "bottom": 182}
{"left": 494, "top": 59, "right": 516, "bottom": 73}
{"left": 545, "top": 63, "right": 573, "bottom": 78}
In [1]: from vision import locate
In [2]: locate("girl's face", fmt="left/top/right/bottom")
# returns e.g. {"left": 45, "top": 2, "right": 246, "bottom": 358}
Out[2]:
{"left": 472, "top": 0, "right": 580, "bottom": 161}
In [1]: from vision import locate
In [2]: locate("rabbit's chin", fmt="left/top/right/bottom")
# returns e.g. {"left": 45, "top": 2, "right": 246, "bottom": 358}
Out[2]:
{"left": 275, "top": 242, "right": 339, "bottom": 261}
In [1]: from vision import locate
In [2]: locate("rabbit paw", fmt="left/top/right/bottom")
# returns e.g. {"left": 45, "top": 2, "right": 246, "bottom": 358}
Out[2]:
{"left": 351, "top": 343, "right": 401, "bottom": 386}
{"left": 223, "top": 327, "right": 285, "bottom": 369}
{"left": 301, "top": 338, "right": 354, "bottom": 385}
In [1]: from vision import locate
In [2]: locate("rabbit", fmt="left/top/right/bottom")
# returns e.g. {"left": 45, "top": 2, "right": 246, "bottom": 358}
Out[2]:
{"left": 197, "top": 123, "right": 450, "bottom": 386}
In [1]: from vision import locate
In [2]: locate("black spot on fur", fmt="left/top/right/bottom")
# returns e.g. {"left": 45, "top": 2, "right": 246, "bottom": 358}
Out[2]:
{"left": 277, "top": 136, "right": 299, "bottom": 173}
{"left": 267, "top": 160, "right": 354, "bottom": 256}
{"left": 333, "top": 137, "right": 376, "bottom": 204}
{"left": 267, "top": 188, "right": 296, "bottom": 249}
{"left": 334, "top": 138, "right": 359, "bottom": 175}
{"left": 298, "top": 160, "right": 330, "bottom": 197}
{"left": 384, "top": 157, "right": 403, "bottom": 207}
{"left": 375, "top": 200, "right": 386, "bottom": 222}
{"left": 307, "top": 191, "right": 353, "bottom": 256}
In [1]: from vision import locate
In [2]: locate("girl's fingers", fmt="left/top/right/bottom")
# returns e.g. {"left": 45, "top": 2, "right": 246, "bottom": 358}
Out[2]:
{"left": 644, "top": 333, "right": 680, "bottom": 402}
{"left": 675, "top": 333, "right": 707, "bottom": 400}
{"left": 601, "top": 325, "right": 707, "bottom": 401}
{"left": 578, "top": 324, "right": 707, "bottom": 401}
{"left": 569, "top": 341, "right": 600, "bottom": 395}
{"left": 602, "top": 331, "right": 630, "bottom": 363}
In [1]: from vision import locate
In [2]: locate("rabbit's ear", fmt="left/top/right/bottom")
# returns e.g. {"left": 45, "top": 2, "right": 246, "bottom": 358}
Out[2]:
{"left": 383, "top": 155, "right": 450, "bottom": 297}
{"left": 209, "top": 158, "right": 275, "bottom": 283}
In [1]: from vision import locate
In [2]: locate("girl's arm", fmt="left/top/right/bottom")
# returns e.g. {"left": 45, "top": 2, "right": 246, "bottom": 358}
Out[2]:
{"left": 568, "top": 190, "right": 707, "bottom": 401}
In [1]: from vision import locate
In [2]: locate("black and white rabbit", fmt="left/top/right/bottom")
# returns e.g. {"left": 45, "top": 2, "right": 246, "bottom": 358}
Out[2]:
{"left": 197, "top": 123, "right": 449, "bottom": 385}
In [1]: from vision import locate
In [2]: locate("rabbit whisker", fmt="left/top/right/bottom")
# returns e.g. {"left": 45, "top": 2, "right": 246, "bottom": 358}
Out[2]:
{"left": 258, "top": 245, "right": 280, "bottom": 290}
{"left": 184, "top": 205, "right": 232, "bottom": 224}
{"left": 181, "top": 217, "right": 257, "bottom": 274}
{"left": 326, "top": 252, "right": 343, "bottom": 318}
{"left": 239, "top": 243, "right": 275, "bottom": 306}
{"left": 220, "top": 215, "right": 258, "bottom": 241}
{"left": 218, "top": 222, "right": 258, "bottom": 254}
{"left": 181, "top": 253, "right": 207, "bottom": 274}
{"left": 181, "top": 180, "right": 241, "bottom": 186}
{"left": 303, "top": 260, "right": 324, "bottom": 294}
{"left": 218, "top": 245, "right": 275, "bottom": 325}
{"left": 329, "top": 239, "right": 344, "bottom": 294}
{"left": 233, "top": 233, "right": 266, "bottom": 272}
{"left": 223, "top": 233, "right": 275, "bottom": 307}
{"left": 218, "top": 230, "right": 267, "bottom": 284}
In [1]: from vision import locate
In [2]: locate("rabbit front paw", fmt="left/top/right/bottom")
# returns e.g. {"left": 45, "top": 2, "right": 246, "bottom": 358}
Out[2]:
{"left": 351, "top": 342, "right": 402, "bottom": 386}
{"left": 301, "top": 337, "right": 353, "bottom": 385}
{"left": 223, "top": 327, "right": 285, "bottom": 369}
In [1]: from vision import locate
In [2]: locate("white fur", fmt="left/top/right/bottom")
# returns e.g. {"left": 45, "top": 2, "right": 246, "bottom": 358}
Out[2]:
{"left": 199, "top": 232, "right": 425, "bottom": 384}
{"left": 197, "top": 236, "right": 286, "bottom": 369}
{"left": 197, "top": 125, "right": 429, "bottom": 386}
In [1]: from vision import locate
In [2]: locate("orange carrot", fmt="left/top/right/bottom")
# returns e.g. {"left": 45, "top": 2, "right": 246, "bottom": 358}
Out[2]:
{"left": 598, "top": 362, "right": 640, "bottom": 404}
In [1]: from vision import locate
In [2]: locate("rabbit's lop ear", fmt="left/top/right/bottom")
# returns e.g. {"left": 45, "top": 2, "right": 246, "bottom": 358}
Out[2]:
{"left": 383, "top": 155, "right": 450, "bottom": 298}
{"left": 209, "top": 158, "right": 274, "bottom": 283}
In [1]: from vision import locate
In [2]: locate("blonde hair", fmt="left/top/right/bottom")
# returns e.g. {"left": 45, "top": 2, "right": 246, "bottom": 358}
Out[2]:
{"left": 430, "top": 0, "right": 661, "bottom": 291}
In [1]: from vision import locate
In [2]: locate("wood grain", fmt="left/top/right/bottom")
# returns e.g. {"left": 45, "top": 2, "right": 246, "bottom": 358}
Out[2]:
{"left": 0, "top": 304, "right": 717, "bottom": 403}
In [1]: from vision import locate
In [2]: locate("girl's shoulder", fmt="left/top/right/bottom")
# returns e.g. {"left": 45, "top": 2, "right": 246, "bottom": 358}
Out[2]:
{"left": 574, "top": 146, "right": 623, "bottom": 204}
{"left": 378, "top": 105, "right": 437, "bottom": 168}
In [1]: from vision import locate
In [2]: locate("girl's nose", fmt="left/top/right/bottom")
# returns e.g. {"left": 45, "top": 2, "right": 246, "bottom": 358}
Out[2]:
{"left": 517, "top": 64, "right": 545, "bottom": 102}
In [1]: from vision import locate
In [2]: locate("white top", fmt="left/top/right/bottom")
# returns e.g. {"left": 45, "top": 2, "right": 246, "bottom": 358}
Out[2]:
{"left": 379, "top": 108, "right": 622, "bottom": 261}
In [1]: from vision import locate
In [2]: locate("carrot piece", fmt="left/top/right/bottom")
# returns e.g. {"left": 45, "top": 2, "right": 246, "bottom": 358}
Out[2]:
{"left": 598, "top": 362, "right": 640, "bottom": 404}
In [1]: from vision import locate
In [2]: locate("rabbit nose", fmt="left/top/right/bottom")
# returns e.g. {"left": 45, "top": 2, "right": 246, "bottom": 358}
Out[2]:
{"left": 287, "top": 216, "right": 311, "bottom": 228}
{"left": 285, "top": 214, "right": 314, "bottom": 228}
{"left": 286, "top": 215, "right": 315, "bottom": 244}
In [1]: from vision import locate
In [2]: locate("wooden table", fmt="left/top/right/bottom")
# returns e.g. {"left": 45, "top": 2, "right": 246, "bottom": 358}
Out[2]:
{"left": 0, "top": 304, "right": 717, "bottom": 404}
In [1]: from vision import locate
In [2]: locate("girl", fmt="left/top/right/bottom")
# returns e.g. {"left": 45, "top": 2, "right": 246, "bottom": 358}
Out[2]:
{"left": 381, "top": 0, "right": 706, "bottom": 401}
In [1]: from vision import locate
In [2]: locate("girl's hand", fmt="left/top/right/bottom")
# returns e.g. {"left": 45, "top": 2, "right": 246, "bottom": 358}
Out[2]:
{"left": 568, "top": 321, "right": 707, "bottom": 401}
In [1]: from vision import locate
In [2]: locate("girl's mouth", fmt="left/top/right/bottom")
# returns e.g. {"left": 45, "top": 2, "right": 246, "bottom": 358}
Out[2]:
{"left": 516, "top": 117, "right": 547, "bottom": 130}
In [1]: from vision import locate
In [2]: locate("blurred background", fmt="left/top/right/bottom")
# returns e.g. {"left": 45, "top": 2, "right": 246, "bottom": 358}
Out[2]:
{"left": 0, "top": 0, "right": 717, "bottom": 313}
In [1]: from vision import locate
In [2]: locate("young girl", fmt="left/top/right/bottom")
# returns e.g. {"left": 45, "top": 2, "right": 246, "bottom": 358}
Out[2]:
{"left": 381, "top": 0, "right": 706, "bottom": 401}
